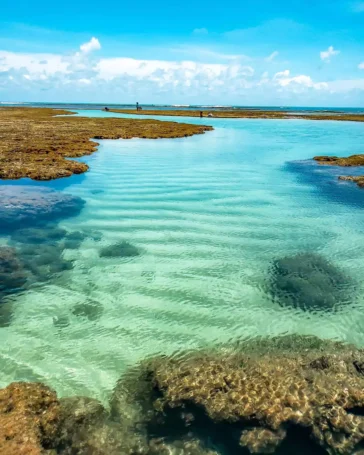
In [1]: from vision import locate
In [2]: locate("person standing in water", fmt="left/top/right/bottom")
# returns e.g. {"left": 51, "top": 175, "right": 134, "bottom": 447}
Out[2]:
{"left": 136, "top": 102, "right": 139, "bottom": 111}
{"left": 200, "top": 111, "right": 203, "bottom": 118}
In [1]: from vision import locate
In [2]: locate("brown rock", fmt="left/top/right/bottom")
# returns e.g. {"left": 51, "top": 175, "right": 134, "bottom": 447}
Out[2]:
{"left": 0, "top": 107, "right": 212, "bottom": 181}
{"left": 0, "top": 382, "right": 61, "bottom": 455}
{"left": 338, "top": 175, "right": 364, "bottom": 188}
{"left": 130, "top": 336, "right": 364, "bottom": 454}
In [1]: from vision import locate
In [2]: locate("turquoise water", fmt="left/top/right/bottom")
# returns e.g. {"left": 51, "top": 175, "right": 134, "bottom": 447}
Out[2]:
{"left": 2, "top": 111, "right": 364, "bottom": 401}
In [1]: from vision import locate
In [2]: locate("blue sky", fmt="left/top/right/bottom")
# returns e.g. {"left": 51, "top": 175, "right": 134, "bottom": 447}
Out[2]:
{"left": 1, "top": 0, "right": 364, "bottom": 106}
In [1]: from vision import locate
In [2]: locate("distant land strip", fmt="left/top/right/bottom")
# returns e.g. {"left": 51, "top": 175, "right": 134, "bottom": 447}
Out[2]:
{"left": 109, "top": 108, "right": 364, "bottom": 122}
{"left": 0, "top": 107, "right": 212, "bottom": 181}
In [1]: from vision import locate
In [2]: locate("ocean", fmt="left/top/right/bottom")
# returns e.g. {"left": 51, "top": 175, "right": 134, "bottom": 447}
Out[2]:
{"left": 1, "top": 109, "right": 364, "bottom": 403}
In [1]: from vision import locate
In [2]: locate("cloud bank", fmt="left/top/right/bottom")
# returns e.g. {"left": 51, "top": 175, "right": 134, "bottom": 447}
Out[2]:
{"left": 0, "top": 37, "right": 364, "bottom": 104}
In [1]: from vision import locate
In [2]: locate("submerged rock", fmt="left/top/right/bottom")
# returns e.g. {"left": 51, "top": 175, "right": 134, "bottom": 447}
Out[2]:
{"left": 338, "top": 175, "right": 364, "bottom": 188}
{"left": 99, "top": 241, "right": 140, "bottom": 258}
{"left": 72, "top": 299, "right": 103, "bottom": 321}
{"left": 60, "top": 395, "right": 149, "bottom": 455}
{"left": 0, "top": 382, "right": 61, "bottom": 454}
{"left": 19, "top": 243, "right": 74, "bottom": 280}
{"left": 11, "top": 226, "right": 67, "bottom": 245}
{"left": 0, "top": 247, "right": 29, "bottom": 299}
{"left": 0, "top": 186, "right": 84, "bottom": 232}
{"left": 114, "top": 335, "right": 364, "bottom": 455}
{"left": 268, "top": 252, "right": 351, "bottom": 311}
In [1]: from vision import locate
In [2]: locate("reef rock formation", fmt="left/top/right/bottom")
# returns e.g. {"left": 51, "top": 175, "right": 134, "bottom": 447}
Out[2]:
{"left": 0, "top": 186, "right": 84, "bottom": 232}
{"left": 114, "top": 336, "right": 364, "bottom": 455}
{"left": 314, "top": 155, "right": 364, "bottom": 167}
{"left": 0, "top": 247, "right": 29, "bottom": 299}
{"left": 99, "top": 241, "right": 140, "bottom": 258}
{"left": 0, "top": 382, "right": 61, "bottom": 455}
{"left": 59, "top": 395, "right": 149, "bottom": 455}
{"left": 268, "top": 252, "right": 351, "bottom": 311}
{"left": 338, "top": 175, "right": 364, "bottom": 188}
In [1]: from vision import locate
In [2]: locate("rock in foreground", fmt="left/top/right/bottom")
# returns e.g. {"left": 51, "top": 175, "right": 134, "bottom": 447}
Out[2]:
{"left": 0, "top": 382, "right": 61, "bottom": 455}
{"left": 115, "top": 336, "right": 364, "bottom": 454}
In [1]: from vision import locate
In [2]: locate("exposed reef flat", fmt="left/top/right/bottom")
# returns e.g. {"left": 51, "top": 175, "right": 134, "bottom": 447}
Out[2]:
{"left": 0, "top": 107, "right": 212, "bottom": 181}
{"left": 109, "top": 108, "right": 364, "bottom": 122}
{"left": 338, "top": 175, "right": 364, "bottom": 187}
{"left": 314, "top": 155, "right": 364, "bottom": 167}
{"left": 3, "top": 336, "right": 364, "bottom": 454}
{"left": 314, "top": 155, "right": 364, "bottom": 188}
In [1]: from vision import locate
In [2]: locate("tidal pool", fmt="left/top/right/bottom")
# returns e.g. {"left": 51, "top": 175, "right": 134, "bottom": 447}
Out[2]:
{"left": 1, "top": 111, "right": 364, "bottom": 402}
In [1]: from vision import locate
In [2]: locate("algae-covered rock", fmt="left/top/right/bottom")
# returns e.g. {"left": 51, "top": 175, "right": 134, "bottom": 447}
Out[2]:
{"left": 118, "top": 336, "right": 364, "bottom": 455}
{"left": 0, "top": 382, "right": 61, "bottom": 454}
{"left": 60, "top": 395, "right": 148, "bottom": 455}
{"left": 0, "top": 186, "right": 84, "bottom": 232}
{"left": 72, "top": 299, "right": 103, "bottom": 321}
{"left": 11, "top": 226, "right": 67, "bottom": 245}
{"left": 0, "top": 247, "right": 29, "bottom": 299}
{"left": 99, "top": 241, "right": 140, "bottom": 258}
{"left": 268, "top": 252, "right": 351, "bottom": 311}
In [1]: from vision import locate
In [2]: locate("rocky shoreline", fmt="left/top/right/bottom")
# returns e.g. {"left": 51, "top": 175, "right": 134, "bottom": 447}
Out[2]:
{"left": 108, "top": 108, "right": 364, "bottom": 122}
{"left": 0, "top": 107, "right": 212, "bottom": 181}
{"left": 313, "top": 155, "right": 364, "bottom": 188}
{"left": 2, "top": 335, "right": 364, "bottom": 454}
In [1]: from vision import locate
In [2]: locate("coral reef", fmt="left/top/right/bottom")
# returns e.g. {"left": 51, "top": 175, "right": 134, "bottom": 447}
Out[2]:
{"left": 4, "top": 336, "right": 364, "bottom": 454}
{"left": 99, "top": 241, "right": 140, "bottom": 258}
{"left": 72, "top": 299, "right": 103, "bottom": 321}
{"left": 0, "top": 382, "right": 61, "bottom": 455}
{"left": 0, "top": 247, "right": 29, "bottom": 300}
{"left": 268, "top": 252, "right": 351, "bottom": 311}
{"left": 0, "top": 186, "right": 84, "bottom": 232}
{"left": 314, "top": 155, "right": 364, "bottom": 166}
{"left": 120, "top": 336, "right": 364, "bottom": 455}
{"left": 0, "top": 107, "right": 212, "bottom": 181}
{"left": 313, "top": 155, "right": 364, "bottom": 189}
{"left": 339, "top": 175, "right": 364, "bottom": 188}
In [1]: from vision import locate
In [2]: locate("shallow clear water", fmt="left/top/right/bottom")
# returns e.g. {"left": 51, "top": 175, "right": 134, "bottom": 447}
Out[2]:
{"left": 2, "top": 111, "right": 364, "bottom": 402}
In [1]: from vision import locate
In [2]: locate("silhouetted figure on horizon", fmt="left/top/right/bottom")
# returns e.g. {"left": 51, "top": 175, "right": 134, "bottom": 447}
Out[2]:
{"left": 104, "top": 107, "right": 109, "bottom": 111}
{"left": 136, "top": 102, "right": 139, "bottom": 111}
{"left": 200, "top": 111, "right": 203, "bottom": 118}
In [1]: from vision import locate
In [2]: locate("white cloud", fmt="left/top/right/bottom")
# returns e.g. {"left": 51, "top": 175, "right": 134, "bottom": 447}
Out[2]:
{"left": 326, "top": 79, "right": 364, "bottom": 92}
{"left": 193, "top": 28, "right": 208, "bottom": 35}
{"left": 94, "top": 57, "right": 255, "bottom": 95}
{"left": 359, "top": 62, "right": 364, "bottom": 70}
{"left": 0, "top": 50, "right": 69, "bottom": 75}
{"left": 320, "top": 46, "right": 340, "bottom": 62}
{"left": 273, "top": 69, "right": 328, "bottom": 91}
{"left": 80, "top": 37, "right": 101, "bottom": 53}
{"left": 265, "top": 51, "right": 279, "bottom": 62}
{"left": 4, "top": 39, "right": 364, "bottom": 103}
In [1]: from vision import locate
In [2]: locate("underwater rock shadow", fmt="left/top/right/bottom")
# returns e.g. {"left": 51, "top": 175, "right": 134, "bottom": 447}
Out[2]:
{"left": 0, "top": 225, "right": 102, "bottom": 327}
{"left": 99, "top": 240, "right": 141, "bottom": 259}
{"left": 0, "top": 185, "right": 85, "bottom": 234}
{"left": 285, "top": 159, "right": 364, "bottom": 209}
{"left": 266, "top": 252, "right": 355, "bottom": 312}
